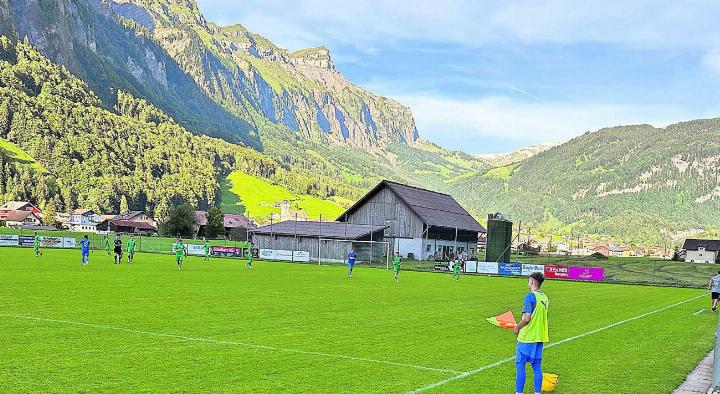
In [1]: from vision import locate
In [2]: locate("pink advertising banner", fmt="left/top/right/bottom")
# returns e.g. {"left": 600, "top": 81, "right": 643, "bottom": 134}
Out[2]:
{"left": 567, "top": 266, "right": 605, "bottom": 281}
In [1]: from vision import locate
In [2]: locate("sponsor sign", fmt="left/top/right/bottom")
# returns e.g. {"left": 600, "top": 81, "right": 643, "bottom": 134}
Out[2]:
{"left": 211, "top": 246, "right": 242, "bottom": 257}
{"left": 259, "top": 249, "right": 300, "bottom": 261}
{"left": 186, "top": 244, "right": 206, "bottom": 255}
{"left": 476, "top": 262, "right": 499, "bottom": 274}
{"left": 0, "top": 234, "right": 18, "bottom": 246}
{"left": 568, "top": 266, "right": 605, "bottom": 281}
{"left": 464, "top": 260, "right": 477, "bottom": 273}
{"left": 498, "top": 262, "right": 522, "bottom": 276}
{"left": 521, "top": 264, "right": 545, "bottom": 276}
{"left": 40, "top": 236, "right": 63, "bottom": 248}
{"left": 62, "top": 237, "right": 76, "bottom": 248}
{"left": 259, "top": 249, "right": 276, "bottom": 260}
{"left": 544, "top": 265, "right": 568, "bottom": 279}
{"left": 433, "top": 264, "right": 450, "bottom": 272}
{"left": 293, "top": 251, "right": 310, "bottom": 262}
{"left": 19, "top": 235, "right": 35, "bottom": 247}
{"left": 274, "top": 249, "right": 293, "bottom": 261}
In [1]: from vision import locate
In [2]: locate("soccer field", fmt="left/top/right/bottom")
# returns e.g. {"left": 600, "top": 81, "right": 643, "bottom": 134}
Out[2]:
{"left": 0, "top": 247, "right": 715, "bottom": 393}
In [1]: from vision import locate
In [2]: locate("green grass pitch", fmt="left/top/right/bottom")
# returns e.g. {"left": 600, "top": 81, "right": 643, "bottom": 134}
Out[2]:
{"left": 0, "top": 247, "right": 715, "bottom": 393}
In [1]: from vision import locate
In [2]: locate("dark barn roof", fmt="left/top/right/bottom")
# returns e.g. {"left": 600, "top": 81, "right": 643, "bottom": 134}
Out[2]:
{"left": 252, "top": 221, "right": 388, "bottom": 240}
{"left": 683, "top": 239, "right": 720, "bottom": 252}
{"left": 338, "top": 180, "right": 486, "bottom": 233}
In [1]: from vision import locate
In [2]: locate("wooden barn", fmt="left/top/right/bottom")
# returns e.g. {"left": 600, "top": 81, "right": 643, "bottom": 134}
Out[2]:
{"left": 251, "top": 220, "right": 388, "bottom": 264}
{"left": 336, "top": 180, "right": 485, "bottom": 261}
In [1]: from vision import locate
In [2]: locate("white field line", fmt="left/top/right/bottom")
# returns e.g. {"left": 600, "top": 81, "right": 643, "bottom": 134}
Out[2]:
{"left": 406, "top": 293, "right": 706, "bottom": 393}
{"left": 0, "top": 313, "right": 460, "bottom": 374}
{"left": 693, "top": 309, "right": 707, "bottom": 316}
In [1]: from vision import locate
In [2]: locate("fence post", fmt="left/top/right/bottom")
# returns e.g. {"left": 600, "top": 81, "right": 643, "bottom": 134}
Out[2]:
{"left": 691, "top": 265, "right": 696, "bottom": 288}
{"left": 652, "top": 261, "right": 656, "bottom": 285}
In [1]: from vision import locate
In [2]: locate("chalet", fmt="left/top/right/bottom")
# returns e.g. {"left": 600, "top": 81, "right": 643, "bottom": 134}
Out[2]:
{"left": 97, "top": 211, "right": 157, "bottom": 234}
{"left": 5, "top": 210, "right": 42, "bottom": 228}
{"left": 251, "top": 220, "right": 388, "bottom": 263}
{"left": 336, "top": 180, "right": 485, "bottom": 260}
{"left": 66, "top": 209, "right": 101, "bottom": 232}
{"left": 683, "top": 239, "right": 720, "bottom": 264}
{"left": 0, "top": 201, "right": 39, "bottom": 220}
{"left": 193, "top": 211, "right": 256, "bottom": 238}
{"left": 594, "top": 246, "right": 610, "bottom": 257}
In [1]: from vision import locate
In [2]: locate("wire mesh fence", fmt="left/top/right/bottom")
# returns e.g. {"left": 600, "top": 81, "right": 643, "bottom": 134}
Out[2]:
{"left": 0, "top": 227, "right": 249, "bottom": 255}
{"left": 2, "top": 227, "right": 717, "bottom": 289}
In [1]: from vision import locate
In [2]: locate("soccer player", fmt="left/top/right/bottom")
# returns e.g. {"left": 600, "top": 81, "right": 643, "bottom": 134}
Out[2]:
{"left": 347, "top": 249, "right": 358, "bottom": 278}
{"left": 245, "top": 242, "right": 253, "bottom": 268}
{"left": 33, "top": 232, "right": 42, "bottom": 257}
{"left": 103, "top": 235, "right": 111, "bottom": 256}
{"left": 174, "top": 238, "right": 186, "bottom": 271}
{"left": 203, "top": 238, "right": 211, "bottom": 262}
{"left": 113, "top": 235, "right": 123, "bottom": 264}
{"left": 452, "top": 258, "right": 462, "bottom": 281}
{"left": 512, "top": 272, "right": 550, "bottom": 394}
{"left": 393, "top": 252, "right": 401, "bottom": 283}
{"left": 127, "top": 234, "right": 137, "bottom": 264}
{"left": 708, "top": 271, "right": 720, "bottom": 312}
{"left": 80, "top": 235, "right": 91, "bottom": 266}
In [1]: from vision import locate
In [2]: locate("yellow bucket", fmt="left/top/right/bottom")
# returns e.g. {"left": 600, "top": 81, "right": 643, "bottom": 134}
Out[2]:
{"left": 542, "top": 373, "right": 558, "bottom": 392}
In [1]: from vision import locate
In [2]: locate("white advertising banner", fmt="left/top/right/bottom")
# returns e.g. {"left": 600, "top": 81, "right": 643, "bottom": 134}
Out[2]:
{"left": 62, "top": 237, "right": 77, "bottom": 248}
{"left": 0, "top": 234, "right": 18, "bottom": 246}
{"left": 186, "top": 244, "right": 206, "bottom": 255}
{"left": 292, "top": 251, "right": 310, "bottom": 262}
{"left": 259, "top": 249, "right": 276, "bottom": 260}
{"left": 274, "top": 250, "right": 293, "bottom": 261}
{"left": 464, "top": 260, "right": 477, "bottom": 273}
{"left": 522, "top": 264, "right": 545, "bottom": 276}
{"left": 40, "top": 236, "right": 63, "bottom": 248}
{"left": 476, "top": 262, "right": 499, "bottom": 274}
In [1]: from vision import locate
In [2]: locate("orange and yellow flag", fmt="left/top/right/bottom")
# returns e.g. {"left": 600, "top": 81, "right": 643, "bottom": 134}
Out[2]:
{"left": 486, "top": 311, "right": 517, "bottom": 329}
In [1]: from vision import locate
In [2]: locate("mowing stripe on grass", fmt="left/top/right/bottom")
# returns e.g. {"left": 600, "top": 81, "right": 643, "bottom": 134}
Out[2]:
{"left": 406, "top": 293, "right": 705, "bottom": 393}
{"left": 0, "top": 313, "right": 460, "bottom": 374}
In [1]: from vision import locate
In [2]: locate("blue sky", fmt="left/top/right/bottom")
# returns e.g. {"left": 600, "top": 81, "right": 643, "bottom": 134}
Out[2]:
{"left": 196, "top": 0, "right": 720, "bottom": 154}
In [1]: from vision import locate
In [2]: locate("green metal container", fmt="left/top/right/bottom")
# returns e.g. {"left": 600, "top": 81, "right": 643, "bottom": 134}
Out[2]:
{"left": 485, "top": 213, "right": 513, "bottom": 263}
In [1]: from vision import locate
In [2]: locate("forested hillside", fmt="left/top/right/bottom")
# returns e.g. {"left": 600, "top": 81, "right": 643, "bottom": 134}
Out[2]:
{"left": 448, "top": 121, "right": 720, "bottom": 244}
{"left": 0, "top": 37, "right": 477, "bottom": 222}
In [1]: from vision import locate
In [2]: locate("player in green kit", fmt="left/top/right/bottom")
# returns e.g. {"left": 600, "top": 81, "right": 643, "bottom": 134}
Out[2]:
{"left": 33, "top": 232, "right": 42, "bottom": 257}
{"left": 203, "top": 238, "right": 211, "bottom": 262}
{"left": 103, "top": 235, "right": 111, "bottom": 256}
{"left": 393, "top": 252, "right": 401, "bottom": 283}
{"left": 452, "top": 258, "right": 461, "bottom": 281}
{"left": 174, "top": 238, "right": 186, "bottom": 271}
{"left": 245, "top": 242, "right": 253, "bottom": 268}
{"left": 127, "top": 234, "right": 137, "bottom": 264}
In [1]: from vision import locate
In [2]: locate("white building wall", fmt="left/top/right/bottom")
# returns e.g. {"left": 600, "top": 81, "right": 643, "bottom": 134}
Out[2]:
{"left": 395, "top": 238, "right": 423, "bottom": 259}
{"left": 685, "top": 250, "right": 718, "bottom": 264}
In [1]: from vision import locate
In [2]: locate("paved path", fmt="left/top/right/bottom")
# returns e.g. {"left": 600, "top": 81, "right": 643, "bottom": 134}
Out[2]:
{"left": 674, "top": 351, "right": 713, "bottom": 394}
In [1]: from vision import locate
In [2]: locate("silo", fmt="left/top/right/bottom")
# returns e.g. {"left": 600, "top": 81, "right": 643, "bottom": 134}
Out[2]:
{"left": 485, "top": 213, "right": 513, "bottom": 263}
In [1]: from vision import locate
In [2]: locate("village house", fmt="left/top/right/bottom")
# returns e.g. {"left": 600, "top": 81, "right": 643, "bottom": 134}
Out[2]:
{"left": 97, "top": 211, "right": 157, "bottom": 234}
{"left": 682, "top": 239, "right": 720, "bottom": 264}
{"left": 0, "top": 201, "right": 39, "bottom": 221}
{"left": 5, "top": 210, "right": 43, "bottom": 228}
{"left": 66, "top": 209, "right": 102, "bottom": 232}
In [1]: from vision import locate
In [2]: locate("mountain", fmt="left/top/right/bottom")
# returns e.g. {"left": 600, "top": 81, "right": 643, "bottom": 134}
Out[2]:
{"left": 447, "top": 120, "right": 720, "bottom": 245}
{"left": 0, "top": 0, "right": 417, "bottom": 151}
{"left": 0, "top": 35, "right": 479, "bottom": 222}
{"left": 476, "top": 143, "right": 558, "bottom": 167}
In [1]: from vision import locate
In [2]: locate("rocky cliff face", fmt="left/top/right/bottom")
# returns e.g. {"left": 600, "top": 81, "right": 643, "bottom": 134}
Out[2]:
{"left": 109, "top": 0, "right": 419, "bottom": 148}
{"left": 1, "top": 0, "right": 260, "bottom": 147}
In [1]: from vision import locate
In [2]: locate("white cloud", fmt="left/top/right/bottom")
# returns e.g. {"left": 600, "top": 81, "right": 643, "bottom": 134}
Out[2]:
{"left": 198, "top": 0, "right": 720, "bottom": 51}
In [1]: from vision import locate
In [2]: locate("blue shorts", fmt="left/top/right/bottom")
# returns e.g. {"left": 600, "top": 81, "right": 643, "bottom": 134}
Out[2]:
{"left": 516, "top": 342, "right": 543, "bottom": 364}
{"left": 348, "top": 260, "right": 355, "bottom": 268}
{"left": 82, "top": 251, "right": 89, "bottom": 256}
